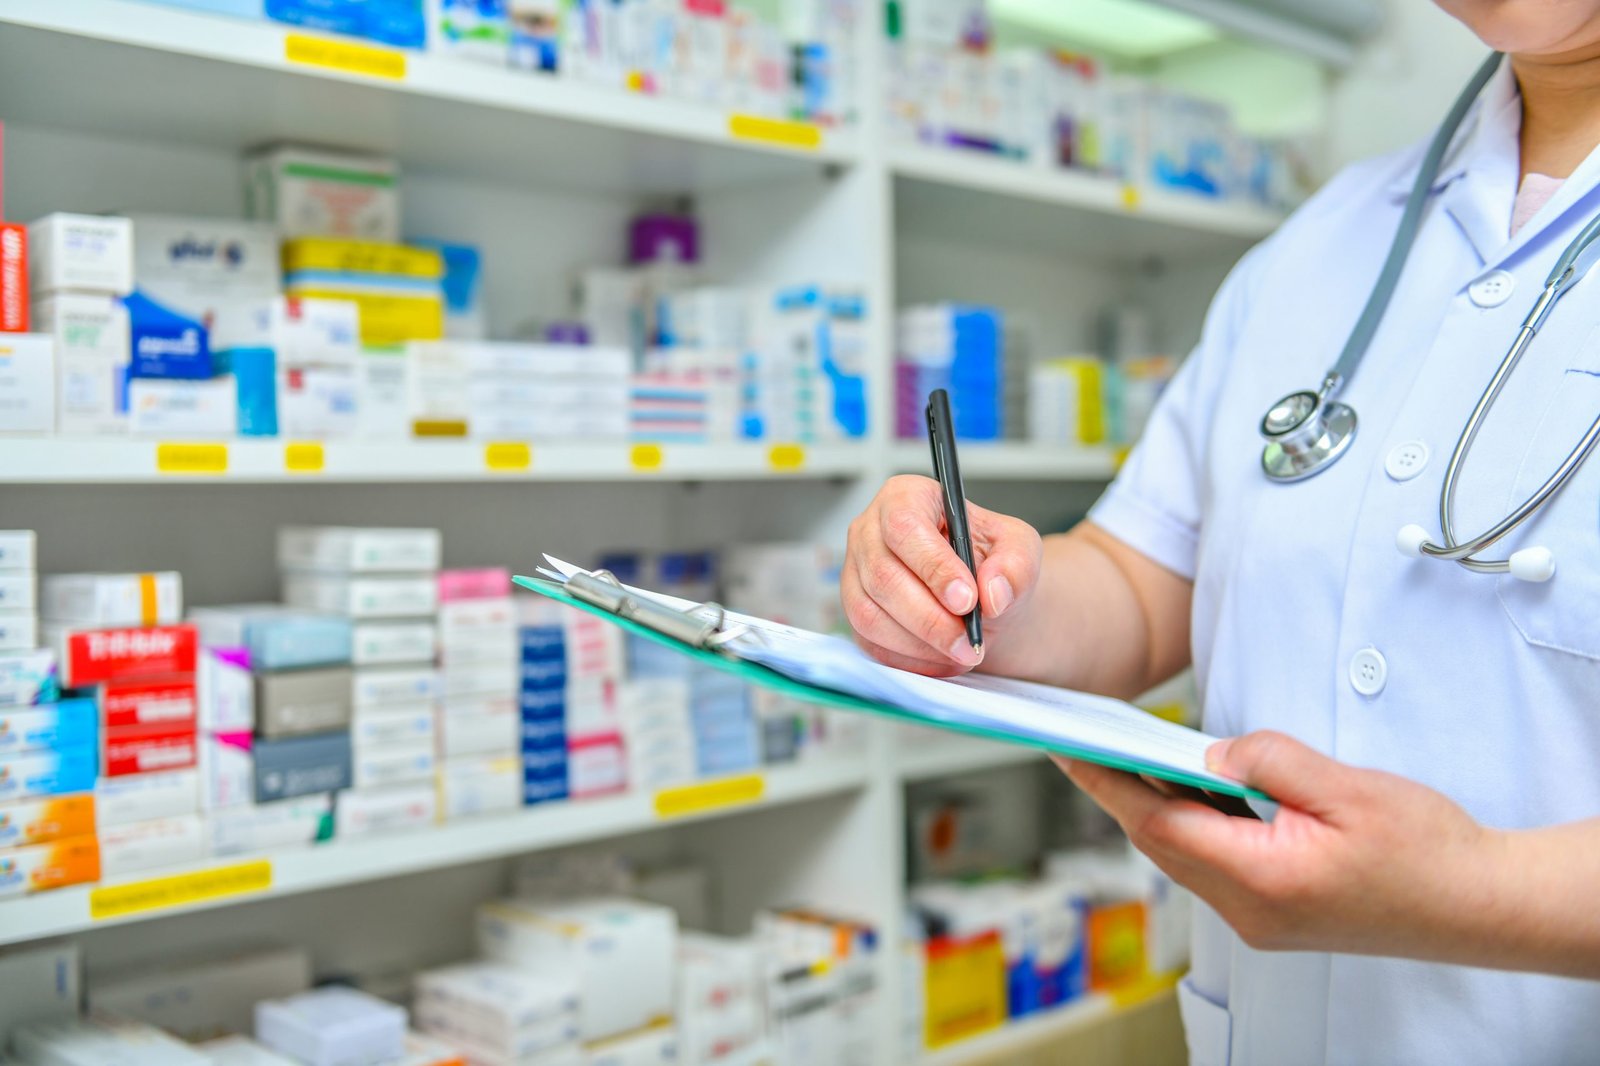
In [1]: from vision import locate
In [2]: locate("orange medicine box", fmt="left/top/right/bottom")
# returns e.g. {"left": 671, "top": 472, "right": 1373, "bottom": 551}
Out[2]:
{"left": 1086, "top": 899, "right": 1148, "bottom": 992}
{"left": 0, "top": 223, "right": 26, "bottom": 333}
{"left": 0, "top": 833, "right": 100, "bottom": 897}
{"left": 0, "top": 793, "right": 95, "bottom": 848}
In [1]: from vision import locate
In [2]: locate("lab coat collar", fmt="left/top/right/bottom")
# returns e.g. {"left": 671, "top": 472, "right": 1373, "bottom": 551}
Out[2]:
{"left": 1382, "top": 58, "right": 1517, "bottom": 205}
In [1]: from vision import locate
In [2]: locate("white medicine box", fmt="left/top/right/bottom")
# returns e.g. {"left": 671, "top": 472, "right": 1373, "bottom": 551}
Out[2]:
{"left": 28, "top": 213, "right": 134, "bottom": 296}
{"left": 0, "top": 333, "right": 54, "bottom": 434}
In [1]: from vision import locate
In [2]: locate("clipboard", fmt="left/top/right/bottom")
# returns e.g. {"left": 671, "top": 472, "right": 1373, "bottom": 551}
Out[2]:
{"left": 514, "top": 571, "right": 1270, "bottom": 806}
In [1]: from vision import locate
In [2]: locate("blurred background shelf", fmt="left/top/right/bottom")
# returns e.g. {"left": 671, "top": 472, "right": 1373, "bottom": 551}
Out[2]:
{"left": 895, "top": 735, "right": 1047, "bottom": 782}
{"left": 0, "top": 0, "right": 855, "bottom": 198}
{"left": 0, "top": 439, "right": 872, "bottom": 484}
{"left": 0, "top": 756, "right": 871, "bottom": 947}
{"left": 890, "top": 442, "right": 1121, "bottom": 481}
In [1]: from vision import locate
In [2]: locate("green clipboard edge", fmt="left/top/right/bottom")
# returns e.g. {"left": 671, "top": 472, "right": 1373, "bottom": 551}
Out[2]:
{"left": 513, "top": 575, "right": 1269, "bottom": 804}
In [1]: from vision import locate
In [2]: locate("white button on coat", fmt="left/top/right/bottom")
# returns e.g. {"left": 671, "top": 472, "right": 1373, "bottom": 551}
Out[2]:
{"left": 1348, "top": 647, "right": 1388, "bottom": 696}
{"left": 1468, "top": 269, "right": 1516, "bottom": 307}
{"left": 1385, "top": 440, "right": 1429, "bottom": 480}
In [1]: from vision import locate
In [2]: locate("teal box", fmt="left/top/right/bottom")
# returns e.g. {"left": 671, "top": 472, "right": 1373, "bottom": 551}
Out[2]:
{"left": 0, "top": 699, "right": 97, "bottom": 754}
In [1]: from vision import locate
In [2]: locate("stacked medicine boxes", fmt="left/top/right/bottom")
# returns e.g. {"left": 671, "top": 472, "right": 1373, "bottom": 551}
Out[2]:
{"left": 517, "top": 601, "right": 573, "bottom": 808}
{"left": 435, "top": 568, "right": 521, "bottom": 823}
{"left": 408, "top": 342, "right": 632, "bottom": 442}
{"left": 29, "top": 213, "right": 134, "bottom": 436}
{"left": 188, "top": 603, "right": 349, "bottom": 856}
{"left": 35, "top": 562, "right": 209, "bottom": 888}
{"left": 895, "top": 304, "right": 1003, "bottom": 441}
{"left": 280, "top": 526, "right": 442, "bottom": 838}
{"left": 412, "top": 960, "right": 581, "bottom": 1065}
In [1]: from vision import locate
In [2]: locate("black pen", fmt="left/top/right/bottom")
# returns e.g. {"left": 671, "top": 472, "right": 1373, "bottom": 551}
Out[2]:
{"left": 925, "top": 389, "right": 982, "bottom": 655}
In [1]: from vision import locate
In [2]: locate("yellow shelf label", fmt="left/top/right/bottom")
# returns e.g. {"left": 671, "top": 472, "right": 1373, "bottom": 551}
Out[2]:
{"left": 156, "top": 442, "right": 228, "bottom": 475}
{"left": 630, "top": 443, "right": 664, "bottom": 471}
{"left": 485, "top": 441, "right": 532, "bottom": 471}
{"left": 90, "top": 860, "right": 272, "bottom": 921}
{"left": 728, "top": 114, "right": 822, "bottom": 151}
{"left": 654, "top": 774, "right": 765, "bottom": 819}
{"left": 1119, "top": 184, "right": 1142, "bottom": 211}
{"left": 284, "top": 33, "right": 406, "bottom": 80}
{"left": 284, "top": 441, "right": 325, "bottom": 473}
{"left": 768, "top": 443, "right": 806, "bottom": 471}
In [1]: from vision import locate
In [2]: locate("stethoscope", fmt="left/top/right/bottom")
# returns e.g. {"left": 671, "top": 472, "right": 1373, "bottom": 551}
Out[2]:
{"left": 1260, "top": 52, "right": 1600, "bottom": 583}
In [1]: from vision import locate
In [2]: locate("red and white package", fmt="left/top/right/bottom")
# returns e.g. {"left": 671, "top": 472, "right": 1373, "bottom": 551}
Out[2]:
{"left": 0, "top": 222, "right": 25, "bottom": 333}
{"left": 101, "top": 722, "right": 199, "bottom": 777}
{"left": 56, "top": 624, "right": 198, "bottom": 687}
{"left": 99, "top": 675, "right": 198, "bottom": 729}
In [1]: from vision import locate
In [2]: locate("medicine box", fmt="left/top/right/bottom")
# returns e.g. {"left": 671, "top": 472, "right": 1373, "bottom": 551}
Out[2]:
{"left": 437, "top": 567, "right": 511, "bottom": 602}
{"left": 95, "top": 767, "right": 199, "bottom": 827}
{"left": 15, "top": 1016, "right": 213, "bottom": 1065}
{"left": 190, "top": 605, "right": 353, "bottom": 672}
{"left": 98, "top": 813, "right": 206, "bottom": 877}
{"left": 351, "top": 739, "right": 434, "bottom": 790}
{"left": 206, "top": 793, "right": 333, "bottom": 856}
{"left": 100, "top": 674, "right": 197, "bottom": 729}
{"left": 0, "top": 612, "right": 39, "bottom": 652}
{"left": 41, "top": 571, "right": 183, "bottom": 628}
{"left": 196, "top": 1036, "right": 302, "bottom": 1066}
{"left": 255, "top": 987, "right": 408, "bottom": 1066}
{"left": 0, "top": 222, "right": 27, "bottom": 333}
{"left": 128, "top": 376, "right": 239, "bottom": 436}
{"left": 283, "top": 573, "right": 439, "bottom": 619}
{"left": 0, "top": 649, "right": 56, "bottom": 709}
{"left": 0, "top": 333, "right": 53, "bottom": 434}
{"left": 0, "top": 530, "right": 36, "bottom": 572}
{"left": 101, "top": 721, "right": 199, "bottom": 777}
{"left": 52, "top": 622, "right": 199, "bottom": 687}
{"left": 0, "top": 940, "right": 82, "bottom": 1048}
{"left": 244, "top": 146, "right": 401, "bottom": 242}
{"left": 438, "top": 597, "right": 515, "bottom": 639}
{"left": 351, "top": 704, "right": 434, "bottom": 748}
{"left": 334, "top": 783, "right": 436, "bottom": 838}
{"left": 0, "top": 793, "right": 96, "bottom": 849}
{"left": 352, "top": 665, "right": 439, "bottom": 708}
{"left": 477, "top": 897, "right": 677, "bottom": 1041}
{"left": 352, "top": 621, "right": 437, "bottom": 666}
{"left": 0, "top": 573, "right": 35, "bottom": 614}
{"left": 199, "top": 647, "right": 255, "bottom": 732}
{"left": 0, "top": 744, "right": 97, "bottom": 802}
{"left": 56, "top": 352, "right": 128, "bottom": 437}
{"left": 0, "top": 834, "right": 101, "bottom": 898}
{"left": 437, "top": 754, "right": 520, "bottom": 819}
{"left": 90, "top": 944, "right": 312, "bottom": 1042}
{"left": 28, "top": 213, "right": 133, "bottom": 296}
{"left": 0, "top": 698, "right": 96, "bottom": 754}
{"left": 443, "top": 659, "right": 518, "bottom": 699}
{"left": 200, "top": 731, "right": 254, "bottom": 811}
{"left": 438, "top": 696, "right": 517, "bottom": 757}
{"left": 583, "top": 1024, "right": 680, "bottom": 1066}
{"left": 128, "top": 214, "right": 280, "bottom": 325}
{"left": 254, "top": 732, "right": 352, "bottom": 803}
{"left": 412, "top": 961, "right": 579, "bottom": 1061}
{"left": 278, "top": 526, "right": 442, "bottom": 573}
{"left": 255, "top": 665, "right": 353, "bottom": 738}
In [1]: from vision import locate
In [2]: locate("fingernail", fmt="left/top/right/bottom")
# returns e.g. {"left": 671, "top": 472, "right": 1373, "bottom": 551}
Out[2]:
{"left": 988, "top": 577, "right": 1015, "bottom": 616}
{"left": 1206, "top": 739, "right": 1231, "bottom": 772}
{"left": 943, "top": 580, "right": 975, "bottom": 614}
{"left": 947, "top": 635, "right": 979, "bottom": 665}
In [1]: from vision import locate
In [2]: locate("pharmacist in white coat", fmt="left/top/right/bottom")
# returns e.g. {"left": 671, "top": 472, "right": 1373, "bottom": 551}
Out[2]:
{"left": 841, "top": 4, "right": 1600, "bottom": 1064}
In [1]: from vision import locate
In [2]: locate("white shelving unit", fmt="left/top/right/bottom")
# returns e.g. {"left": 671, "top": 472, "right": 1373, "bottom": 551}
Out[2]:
{"left": 0, "top": 2, "right": 1318, "bottom": 1061}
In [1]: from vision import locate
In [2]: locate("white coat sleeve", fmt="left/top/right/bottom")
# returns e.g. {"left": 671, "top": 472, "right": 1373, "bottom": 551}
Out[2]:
{"left": 1087, "top": 244, "right": 1269, "bottom": 581}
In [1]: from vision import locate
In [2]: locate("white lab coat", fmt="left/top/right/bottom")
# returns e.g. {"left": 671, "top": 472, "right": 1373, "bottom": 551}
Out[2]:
{"left": 1090, "top": 61, "right": 1600, "bottom": 1065}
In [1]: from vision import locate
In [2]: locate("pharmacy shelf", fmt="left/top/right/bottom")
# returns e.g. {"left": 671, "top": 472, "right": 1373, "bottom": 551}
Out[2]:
{"left": 0, "top": 755, "right": 871, "bottom": 947}
{"left": 890, "top": 442, "right": 1120, "bottom": 481}
{"left": 891, "top": 143, "right": 1284, "bottom": 262}
{"left": 0, "top": 439, "right": 870, "bottom": 484}
{"left": 920, "top": 981, "right": 1178, "bottom": 1066}
{"left": 0, "top": 0, "right": 856, "bottom": 197}
{"left": 895, "top": 735, "right": 1047, "bottom": 783}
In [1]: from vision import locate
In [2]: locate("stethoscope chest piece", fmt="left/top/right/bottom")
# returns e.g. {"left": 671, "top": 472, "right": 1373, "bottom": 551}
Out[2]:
{"left": 1260, "top": 388, "right": 1359, "bottom": 482}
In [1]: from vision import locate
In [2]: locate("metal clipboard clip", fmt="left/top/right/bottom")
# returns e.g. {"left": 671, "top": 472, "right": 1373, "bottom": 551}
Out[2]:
{"left": 564, "top": 570, "right": 758, "bottom": 652}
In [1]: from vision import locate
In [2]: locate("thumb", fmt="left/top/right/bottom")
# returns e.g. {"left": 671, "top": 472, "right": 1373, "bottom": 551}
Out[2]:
{"left": 1206, "top": 731, "right": 1359, "bottom": 819}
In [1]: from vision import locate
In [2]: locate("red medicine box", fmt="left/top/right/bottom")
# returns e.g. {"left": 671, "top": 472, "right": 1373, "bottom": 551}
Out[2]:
{"left": 99, "top": 675, "right": 199, "bottom": 730}
{"left": 58, "top": 624, "right": 199, "bottom": 688}
{"left": 101, "top": 722, "right": 199, "bottom": 778}
{"left": 0, "top": 223, "right": 25, "bottom": 333}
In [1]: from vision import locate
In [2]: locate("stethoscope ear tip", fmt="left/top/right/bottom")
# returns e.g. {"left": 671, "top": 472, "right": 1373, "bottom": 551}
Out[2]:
{"left": 1509, "top": 546, "right": 1556, "bottom": 583}
{"left": 1396, "top": 524, "right": 1430, "bottom": 558}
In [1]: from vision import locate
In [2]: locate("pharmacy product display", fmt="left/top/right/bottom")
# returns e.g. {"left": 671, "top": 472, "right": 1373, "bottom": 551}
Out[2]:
{"left": 134, "top": 0, "right": 859, "bottom": 127}
{"left": 0, "top": 142, "right": 868, "bottom": 445}
{"left": 895, "top": 303, "right": 1178, "bottom": 445}
{"left": 0, "top": 529, "right": 858, "bottom": 900}
{"left": 0, "top": 860, "right": 878, "bottom": 1066}
{"left": 886, "top": 0, "right": 1309, "bottom": 209}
